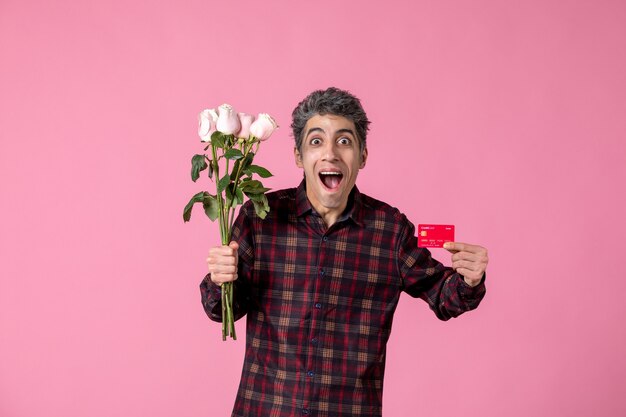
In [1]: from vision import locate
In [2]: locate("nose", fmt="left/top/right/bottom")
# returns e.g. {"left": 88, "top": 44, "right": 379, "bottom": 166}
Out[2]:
{"left": 322, "top": 141, "right": 338, "bottom": 161}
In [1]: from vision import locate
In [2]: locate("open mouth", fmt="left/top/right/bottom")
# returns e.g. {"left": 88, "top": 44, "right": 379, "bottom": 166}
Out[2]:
{"left": 319, "top": 171, "right": 343, "bottom": 190}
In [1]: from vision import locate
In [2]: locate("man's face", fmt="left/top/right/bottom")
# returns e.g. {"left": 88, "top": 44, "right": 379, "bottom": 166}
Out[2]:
{"left": 294, "top": 114, "right": 367, "bottom": 221}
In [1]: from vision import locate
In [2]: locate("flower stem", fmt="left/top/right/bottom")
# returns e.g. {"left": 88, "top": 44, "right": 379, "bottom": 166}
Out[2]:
{"left": 211, "top": 142, "right": 235, "bottom": 340}
{"left": 228, "top": 141, "right": 250, "bottom": 231}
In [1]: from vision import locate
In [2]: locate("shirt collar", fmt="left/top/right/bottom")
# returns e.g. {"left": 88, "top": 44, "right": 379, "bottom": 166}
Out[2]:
{"left": 295, "top": 179, "right": 365, "bottom": 227}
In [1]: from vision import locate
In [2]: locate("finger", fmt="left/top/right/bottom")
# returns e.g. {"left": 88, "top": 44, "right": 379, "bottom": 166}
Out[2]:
{"left": 445, "top": 242, "right": 479, "bottom": 253}
{"left": 209, "top": 246, "right": 237, "bottom": 258}
{"left": 207, "top": 259, "right": 237, "bottom": 275}
{"left": 214, "top": 273, "right": 235, "bottom": 282}
{"left": 452, "top": 249, "right": 489, "bottom": 269}
{"left": 443, "top": 241, "right": 462, "bottom": 253}
{"left": 445, "top": 241, "right": 475, "bottom": 252}
{"left": 207, "top": 259, "right": 238, "bottom": 272}
{"left": 211, "top": 272, "right": 238, "bottom": 285}
{"left": 229, "top": 241, "right": 239, "bottom": 263}
{"left": 211, "top": 255, "right": 238, "bottom": 266}
{"left": 209, "top": 263, "right": 237, "bottom": 274}
{"left": 443, "top": 242, "right": 458, "bottom": 254}
{"left": 451, "top": 251, "right": 479, "bottom": 263}
{"left": 452, "top": 259, "right": 479, "bottom": 272}
{"left": 445, "top": 242, "right": 488, "bottom": 257}
{"left": 455, "top": 267, "right": 482, "bottom": 281}
{"left": 207, "top": 248, "right": 238, "bottom": 264}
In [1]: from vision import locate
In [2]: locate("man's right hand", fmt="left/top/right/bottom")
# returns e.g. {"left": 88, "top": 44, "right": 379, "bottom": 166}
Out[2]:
{"left": 207, "top": 241, "right": 239, "bottom": 286}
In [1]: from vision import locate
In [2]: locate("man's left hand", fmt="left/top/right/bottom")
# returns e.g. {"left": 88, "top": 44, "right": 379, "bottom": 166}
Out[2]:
{"left": 443, "top": 242, "right": 489, "bottom": 287}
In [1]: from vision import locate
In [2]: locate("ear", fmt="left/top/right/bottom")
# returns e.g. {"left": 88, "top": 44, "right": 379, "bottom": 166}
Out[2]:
{"left": 294, "top": 147, "right": 303, "bottom": 168}
{"left": 359, "top": 147, "right": 368, "bottom": 169}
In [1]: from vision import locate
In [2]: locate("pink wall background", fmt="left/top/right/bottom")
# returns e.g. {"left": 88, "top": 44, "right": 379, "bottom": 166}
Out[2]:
{"left": 1, "top": 0, "right": 625, "bottom": 416}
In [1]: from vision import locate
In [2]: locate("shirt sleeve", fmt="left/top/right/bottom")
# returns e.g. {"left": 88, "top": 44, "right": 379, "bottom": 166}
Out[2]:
{"left": 199, "top": 272, "right": 251, "bottom": 322}
{"left": 396, "top": 216, "right": 486, "bottom": 321}
{"left": 199, "top": 202, "right": 255, "bottom": 323}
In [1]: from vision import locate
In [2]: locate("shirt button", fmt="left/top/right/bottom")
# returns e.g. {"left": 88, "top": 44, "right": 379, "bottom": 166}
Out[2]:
{"left": 307, "top": 371, "right": 314, "bottom": 377}
{"left": 314, "top": 303, "right": 322, "bottom": 309}
{"left": 311, "top": 338, "right": 318, "bottom": 345}
{"left": 323, "top": 236, "right": 328, "bottom": 242}
{"left": 302, "top": 409, "right": 310, "bottom": 415}
{"left": 319, "top": 268, "right": 325, "bottom": 276}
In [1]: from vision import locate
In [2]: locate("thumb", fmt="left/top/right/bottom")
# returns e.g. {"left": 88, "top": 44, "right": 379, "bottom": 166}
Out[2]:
{"left": 228, "top": 241, "right": 239, "bottom": 251}
{"left": 443, "top": 241, "right": 459, "bottom": 254}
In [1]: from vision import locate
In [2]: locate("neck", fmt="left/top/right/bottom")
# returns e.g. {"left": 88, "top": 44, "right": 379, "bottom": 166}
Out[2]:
{"left": 316, "top": 206, "right": 344, "bottom": 228}
{"left": 307, "top": 195, "right": 349, "bottom": 228}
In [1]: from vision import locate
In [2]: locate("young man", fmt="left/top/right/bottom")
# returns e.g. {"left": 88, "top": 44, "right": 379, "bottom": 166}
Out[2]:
{"left": 201, "top": 87, "right": 488, "bottom": 417}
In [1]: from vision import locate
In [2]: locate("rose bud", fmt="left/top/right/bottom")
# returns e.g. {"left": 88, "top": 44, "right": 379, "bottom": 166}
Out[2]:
{"left": 216, "top": 103, "right": 241, "bottom": 135}
{"left": 236, "top": 112, "right": 255, "bottom": 139}
{"left": 249, "top": 113, "right": 278, "bottom": 141}
{"left": 198, "top": 108, "right": 218, "bottom": 142}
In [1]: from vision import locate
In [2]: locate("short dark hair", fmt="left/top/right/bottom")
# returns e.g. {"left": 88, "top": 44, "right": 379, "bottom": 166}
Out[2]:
{"left": 291, "top": 87, "right": 371, "bottom": 153}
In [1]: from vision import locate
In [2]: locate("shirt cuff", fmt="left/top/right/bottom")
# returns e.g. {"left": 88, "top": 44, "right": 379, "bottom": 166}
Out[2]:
{"left": 201, "top": 273, "right": 221, "bottom": 294}
{"left": 458, "top": 272, "right": 486, "bottom": 299}
{"left": 200, "top": 273, "right": 224, "bottom": 321}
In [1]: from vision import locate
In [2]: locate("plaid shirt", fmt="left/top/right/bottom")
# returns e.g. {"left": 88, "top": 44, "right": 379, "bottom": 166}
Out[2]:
{"left": 200, "top": 180, "right": 486, "bottom": 417}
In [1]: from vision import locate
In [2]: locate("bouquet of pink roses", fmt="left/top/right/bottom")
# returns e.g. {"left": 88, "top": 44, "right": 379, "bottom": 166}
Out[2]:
{"left": 184, "top": 104, "right": 277, "bottom": 340}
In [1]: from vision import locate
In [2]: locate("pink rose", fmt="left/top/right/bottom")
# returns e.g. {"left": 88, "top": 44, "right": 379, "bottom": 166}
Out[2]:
{"left": 216, "top": 104, "right": 241, "bottom": 135}
{"left": 236, "top": 113, "right": 255, "bottom": 139}
{"left": 249, "top": 113, "right": 278, "bottom": 141}
{"left": 198, "top": 108, "right": 218, "bottom": 142}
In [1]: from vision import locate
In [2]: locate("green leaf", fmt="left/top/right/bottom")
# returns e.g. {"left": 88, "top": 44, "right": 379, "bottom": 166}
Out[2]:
{"left": 229, "top": 159, "right": 241, "bottom": 181}
{"left": 217, "top": 174, "right": 230, "bottom": 194}
{"left": 235, "top": 186, "right": 244, "bottom": 205}
{"left": 225, "top": 185, "right": 236, "bottom": 208}
{"left": 226, "top": 184, "right": 244, "bottom": 209}
{"left": 224, "top": 148, "right": 244, "bottom": 160}
{"left": 183, "top": 191, "right": 206, "bottom": 222}
{"left": 211, "top": 131, "right": 225, "bottom": 148}
{"left": 191, "top": 154, "right": 208, "bottom": 182}
{"left": 244, "top": 191, "right": 264, "bottom": 202}
{"left": 260, "top": 194, "right": 269, "bottom": 211}
{"left": 244, "top": 164, "right": 273, "bottom": 178}
{"left": 252, "top": 199, "right": 268, "bottom": 219}
{"left": 202, "top": 193, "right": 219, "bottom": 221}
{"left": 240, "top": 179, "right": 262, "bottom": 191}
{"left": 246, "top": 194, "right": 269, "bottom": 216}
{"left": 241, "top": 179, "right": 271, "bottom": 195}
{"left": 208, "top": 160, "right": 214, "bottom": 179}
{"left": 241, "top": 152, "right": 254, "bottom": 170}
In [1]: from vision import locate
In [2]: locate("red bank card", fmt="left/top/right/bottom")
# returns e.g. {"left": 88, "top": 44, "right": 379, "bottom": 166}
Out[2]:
{"left": 417, "top": 224, "right": 455, "bottom": 248}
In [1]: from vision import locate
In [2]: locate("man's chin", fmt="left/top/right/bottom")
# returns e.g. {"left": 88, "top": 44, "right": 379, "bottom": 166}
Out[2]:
{"left": 306, "top": 183, "right": 350, "bottom": 211}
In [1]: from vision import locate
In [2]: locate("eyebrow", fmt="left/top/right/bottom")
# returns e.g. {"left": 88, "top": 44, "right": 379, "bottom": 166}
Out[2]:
{"left": 305, "top": 127, "right": 356, "bottom": 137}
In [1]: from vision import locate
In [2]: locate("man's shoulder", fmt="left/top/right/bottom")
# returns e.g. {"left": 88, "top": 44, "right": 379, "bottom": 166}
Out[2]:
{"left": 266, "top": 186, "right": 298, "bottom": 204}
{"left": 358, "top": 191, "right": 405, "bottom": 221}
{"left": 240, "top": 186, "right": 297, "bottom": 218}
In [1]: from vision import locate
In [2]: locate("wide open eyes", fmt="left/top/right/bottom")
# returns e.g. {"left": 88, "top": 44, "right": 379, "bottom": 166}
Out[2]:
{"left": 308, "top": 136, "right": 353, "bottom": 147}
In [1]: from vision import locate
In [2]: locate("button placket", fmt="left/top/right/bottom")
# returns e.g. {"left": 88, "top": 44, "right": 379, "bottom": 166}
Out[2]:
{"left": 302, "top": 231, "right": 332, "bottom": 414}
